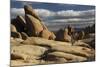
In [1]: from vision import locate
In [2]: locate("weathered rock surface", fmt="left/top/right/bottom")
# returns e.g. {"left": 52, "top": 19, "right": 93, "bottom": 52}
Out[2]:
{"left": 22, "top": 37, "right": 72, "bottom": 47}
{"left": 11, "top": 24, "right": 17, "bottom": 32}
{"left": 11, "top": 5, "right": 95, "bottom": 67}
{"left": 11, "top": 32, "right": 22, "bottom": 38}
{"left": 25, "top": 14, "right": 43, "bottom": 36}
{"left": 11, "top": 15, "right": 26, "bottom": 33}
{"left": 24, "top": 5, "right": 48, "bottom": 30}
{"left": 11, "top": 4, "right": 55, "bottom": 41}
{"left": 24, "top": 5, "right": 41, "bottom": 22}
{"left": 11, "top": 45, "right": 48, "bottom": 60}
{"left": 47, "top": 51, "right": 87, "bottom": 62}
{"left": 55, "top": 29, "right": 71, "bottom": 42}
{"left": 39, "top": 30, "right": 56, "bottom": 40}
{"left": 21, "top": 32, "right": 28, "bottom": 40}
{"left": 11, "top": 37, "right": 95, "bottom": 66}
{"left": 73, "top": 40, "right": 91, "bottom": 48}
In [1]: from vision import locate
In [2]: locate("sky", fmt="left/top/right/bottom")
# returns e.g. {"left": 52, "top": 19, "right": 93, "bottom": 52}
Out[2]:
{"left": 11, "top": 0, "right": 95, "bottom": 31}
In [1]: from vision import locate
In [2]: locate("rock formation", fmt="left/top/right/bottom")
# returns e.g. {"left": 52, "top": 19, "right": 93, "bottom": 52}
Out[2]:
{"left": 11, "top": 5, "right": 95, "bottom": 66}
{"left": 20, "top": 32, "right": 28, "bottom": 40}
{"left": 25, "top": 14, "right": 43, "bottom": 36}
{"left": 67, "top": 25, "right": 75, "bottom": 36}
{"left": 11, "top": 5, "right": 55, "bottom": 40}
{"left": 55, "top": 28, "right": 71, "bottom": 42}
{"left": 78, "top": 30, "right": 85, "bottom": 40}
{"left": 11, "top": 15, "right": 26, "bottom": 33}
{"left": 24, "top": 5, "right": 42, "bottom": 22}
{"left": 39, "top": 30, "right": 56, "bottom": 40}
{"left": 11, "top": 32, "right": 22, "bottom": 39}
{"left": 11, "top": 37, "right": 95, "bottom": 66}
{"left": 24, "top": 5, "right": 48, "bottom": 30}
{"left": 11, "top": 24, "right": 17, "bottom": 32}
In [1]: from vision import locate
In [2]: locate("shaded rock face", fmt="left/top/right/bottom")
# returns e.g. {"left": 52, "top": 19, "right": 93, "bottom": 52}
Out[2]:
{"left": 84, "top": 24, "right": 95, "bottom": 34}
{"left": 70, "top": 30, "right": 85, "bottom": 41}
{"left": 65, "top": 25, "right": 75, "bottom": 36}
{"left": 55, "top": 29, "right": 71, "bottom": 42}
{"left": 11, "top": 32, "right": 22, "bottom": 38}
{"left": 11, "top": 16, "right": 26, "bottom": 33}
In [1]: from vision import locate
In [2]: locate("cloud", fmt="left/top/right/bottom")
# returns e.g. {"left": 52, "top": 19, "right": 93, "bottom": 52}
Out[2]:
{"left": 35, "top": 9, "right": 95, "bottom": 18}
{"left": 34, "top": 9, "right": 55, "bottom": 18}
{"left": 11, "top": 7, "right": 95, "bottom": 18}
{"left": 11, "top": 7, "right": 95, "bottom": 30}
{"left": 11, "top": 8, "right": 24, "bottom": 18}
{"left": 11, "top": 8, "right": 95, "bottom": 26}
{"left": 47, "top": 18, "right": 95, "bottom": 23}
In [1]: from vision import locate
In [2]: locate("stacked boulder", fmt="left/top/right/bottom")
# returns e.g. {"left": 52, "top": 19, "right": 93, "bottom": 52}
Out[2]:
{"left": 55, "top": 25, "right": 77, "bottom": 42}
{"left": 11, "top": 5, "right": 95, "bottom": 66}
{"left": 11, "top": 5, "right": 56, "bottom": 40}
{"left": 11, "top": 15, "right": 27, "bottom": 40}
{"left": 55, "top": 28, "right": 71, "bottom": 42}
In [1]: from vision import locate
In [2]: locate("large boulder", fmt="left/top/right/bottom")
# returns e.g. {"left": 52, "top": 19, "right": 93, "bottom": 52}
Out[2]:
{"left": 11, "top": 36, "right": 95, "bottom": 66}
{"left": 47, "top": 51, "right": 87, "bottom": 62}
{"left": 24, "top": 5, "right": 41, "bottom": 22}
{"left": 11, "top": 15, "right": 26, "bottom": 33}
{"left": 55, "top": 29, "right": 71, "bottom": 42}
{"left": 11, "top": 45, "right": 48, "bottom": 61}
{"left": 51, "top": 45, "right": 95, "bottom": 58}
{"left": 24, "top": 5, "right": 48, "bottom": 30}
{"left": 39, "top": 30, "right": 56, "bottom": 40}
{"left": 11, "top": 24, "right": 17, "bottom": 32}
{"left": 63, "top": 29, "right": 72, "bottom": 42}
{"left": 22, "top": 37, "right": 72, "bottom": 47}
{"left": 25, "top": 14, "right": 43, "bottom": 36}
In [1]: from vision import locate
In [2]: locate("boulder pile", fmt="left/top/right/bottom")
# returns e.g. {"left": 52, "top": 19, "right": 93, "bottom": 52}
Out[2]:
{"left": 11, "top": 5, "right": 95, "bottom": 66}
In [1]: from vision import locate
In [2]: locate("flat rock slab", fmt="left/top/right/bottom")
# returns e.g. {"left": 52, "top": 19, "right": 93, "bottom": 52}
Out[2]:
{"left": 11, "top": 37, "right": 95, "bottom": 66}
{"left": 11, "top": 45, "right": 48, "bottom": 60}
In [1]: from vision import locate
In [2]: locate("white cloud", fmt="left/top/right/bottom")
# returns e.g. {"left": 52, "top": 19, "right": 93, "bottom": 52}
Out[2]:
{"left": 11, "top": 8, "right": 95, "bottom": 17}
{"left": 34, "top": 9, "right": 55, "bottom": 17}
{"left": 11, "top": 8, "right": 24, "bottom": 18}
{"left": 38, "top": 9, "right": 94, "bottom": 17}
{"left": 11, "top": 8, "right": 95, "bottom": 18}
{"left": 11, "top": 8, "right": 95, "bottom": 24}
{"left": 56, "top": 9, "right": 95, "bottom": 17}
{"left": 11, "top": 8, "right": 95, "bottom": 30}
{"left": 48, "top": 18, "right": 95, "bottom": 23}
